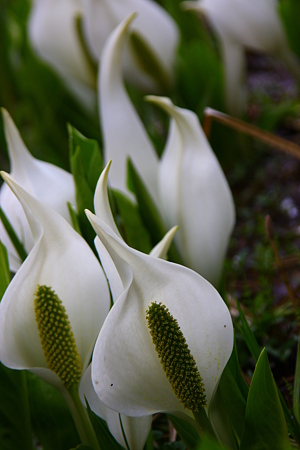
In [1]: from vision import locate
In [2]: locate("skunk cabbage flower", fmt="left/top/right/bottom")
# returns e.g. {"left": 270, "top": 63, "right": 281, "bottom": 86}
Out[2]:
{"left": 0, "top": 172, "right": 110, "bottom": 396}
{"left": 80, "top": 163, "right": 176, "bottom": 448}
{"left": 85, "top": 206, "right": 233, "bottom": 419}
{"left": 84, "top": 0, "right": 179, "bottom": 92}
{"left": 99, "top": 13, "right": 160, "bottom": 203}
{"left": 148, "top": 96, "right": 235, "bottom": 287}
{"left": 0, "top": 109, "right": 75, "bottom": 272}
{"left": 98, "top": 14, "right": 235, "bottom": 286}
{"left": 184, "top": 0, "right": 300, "bottom": 115}
{"left": 28, "top": 0, "right": 96, "bottom": 107}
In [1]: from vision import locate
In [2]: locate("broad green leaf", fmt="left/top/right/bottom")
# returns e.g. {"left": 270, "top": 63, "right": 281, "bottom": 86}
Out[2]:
{"left": 86, "top": 402, "right": 125, "bottom": 450}
{"left": 0, "top": 207, "right": 27, "bottom": 263}
{"left": 168, "top": 414, "right": 200, "bottom": 450}
{"left": 226, "top": 337, "right": 249, "bottom": 401}
{"left": 27, "top": 372, "right": 80, "bottom": 450}
{"left": 144, "top": 427, "right": 154, "bottom": 450}
{"left": 0, "top": 365, "right": 33, "bottom": 450}
{"left": 127, "top": 158, "right": 182, "bottom": 264}
{"left": 196, "top": 435, "right": 230, "bottom": 449}
{"left": 129, "top": 31, "right": 170, "bottom": 93}
{"left": 219, "top": 366, "right": 246, "bottom": 443}
{"left": 278, "top": 0, "right": 300, "bottom": 60}
{"left": 69, "top": 125, "right": 103, "bottom": 249}
{"left": 240, "top": 349, "right": 291, "bottom": 450}
{"left": 236, "top": 300, "right": 300, "bottom": 442}
{"left": 236, "top": 298, "right": 261, "bottom": 362}
{"left": 0, "top": 241, "right": 10, "bottom": 300}
{"left": 112, "top": 190, "right": 152, "bottom": 253}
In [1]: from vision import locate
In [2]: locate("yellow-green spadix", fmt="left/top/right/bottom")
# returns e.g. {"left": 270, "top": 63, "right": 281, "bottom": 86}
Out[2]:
{"left": 0, "top": 172, "right": 110, "bottom": 393}
{"left": 85, "top": 206, "right": 233, "bottom": 417}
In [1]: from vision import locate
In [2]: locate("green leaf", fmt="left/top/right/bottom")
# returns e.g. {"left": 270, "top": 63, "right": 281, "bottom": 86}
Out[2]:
{"left": 219, "top": 366, "right": 246, "bottom": 443}
{"left": 293, "top": 339, "right": 300, "bottom": 423}
{"left": 196, "top": 435, "right": 230, "bottom": 449}
{"left": 127, "top": 158, "right": 182, "bottom": 264}
{"left": 0, "top": 207, "right": 27, "bottom": 263}
{"left": 0, "top": 365, "right": 33, "bottom": 450}
{"left": 240, "top": 349, "right": 291, "bottom": 450}
{"left": 86, "top": 402, "right": 125, "bottom": 450}
{"left": 278, "top": 0, "right": 300, "bottom": 60}
{"left": 70, "top": 446, "right": 94, "bottom": 450}
{"left": 27, "top": 372, "right": 80, "bottom": 450}
{"left": 112, "top": 190, "right": 152, "bottom": 253}
{"left": 167, "top": 414, "right": 200, "bottom": 450}
{"left": 144, "top": 427, "right": 154, "bottom": 450}
{"left": 0, "top": 241, "right": 10, "bottom": 300}
{"left": 226, "top": 337, "right": 249, "bottom": 401}
{"left": 236, "top": 298, "right": 261, "bottom": 362}
{"left": 69, "top": 125, "right": 103, "bottom": 249}
{"left": 129, "top": 31, "right": 171, "bottom": 93}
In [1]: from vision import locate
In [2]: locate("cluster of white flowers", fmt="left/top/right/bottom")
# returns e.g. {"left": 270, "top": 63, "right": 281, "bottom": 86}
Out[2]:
{"left": 0, "top": 0, "right": 298, "bottom": 448}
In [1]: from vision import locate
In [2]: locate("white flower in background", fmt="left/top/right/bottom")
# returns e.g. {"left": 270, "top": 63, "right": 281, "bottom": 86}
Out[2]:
{"left": 0, "top": 171, "right": 110, "bottom": 396}
{"left": 0, "top": 109, "right": 75, "bottom": 271}
{"left": 99, "top": 13, "right": 160, "bottom": 206}
{"left": 184, "top": 0, "right": 300, "bottom": 115}
{"left": 85, "top": 205, "right": 233, "bottom": 420}
{"left": 83, "top": 0, "right": 179, "bottom": 92}
{"left": 99, "top": 15, "right": 235, "bottom": 286}
{"left": 28, "top": 0, "right": 96, "bottom": 108}
{"left": 148, "top": 96, "right": 235, "bottom": 287}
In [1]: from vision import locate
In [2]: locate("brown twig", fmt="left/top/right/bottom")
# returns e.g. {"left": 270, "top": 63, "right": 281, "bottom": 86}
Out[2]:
{"left": 202, "top": 107, "right": 300, "bottom": 160}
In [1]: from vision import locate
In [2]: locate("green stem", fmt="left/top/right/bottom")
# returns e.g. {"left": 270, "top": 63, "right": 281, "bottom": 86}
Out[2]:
{"left": 63, "top": 387, "right": 101, "bottom": 450}
{"left": 192, "top": 407, "right": 216, "bottom": 438}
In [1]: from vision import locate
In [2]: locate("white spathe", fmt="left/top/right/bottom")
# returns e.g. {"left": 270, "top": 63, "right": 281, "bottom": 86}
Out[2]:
{"left": 80, "top": 162, "right": 176, "bottom": 448}
{"left": 28, "top": 0, "right": 96, "bottom": 107}
{"left": 86, "top": 207, "right": 233, "bottom": 417}
{"left": 147, "top": 96, "right": 235, "bottom": 287}
{"left": 83, "top": 0, "right": 179, "bottom": 92}
{"left": 99, "top": 14, "right": 160, "bottom": 205}
{"left": 184, "top": 0, "right": 300, "bottom": 115}
{"left": 0, "top": 109, "right": 76, "bottom": 271}
{"left": 0, "top": 172, "right": 110, "bottom": 394}
{"left": 80, "top": 365, "right": 152, "bottom": 450}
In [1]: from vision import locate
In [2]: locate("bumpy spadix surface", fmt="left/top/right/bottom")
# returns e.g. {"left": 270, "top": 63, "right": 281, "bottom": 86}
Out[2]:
{"left": 35, "top": 285, "right": 82, "bottom": 389}
{"left": 146, "top": 302, "right": 207, "bottom": 412}
{"left": 86, "top": 206, "right": 233, "bottom": 417}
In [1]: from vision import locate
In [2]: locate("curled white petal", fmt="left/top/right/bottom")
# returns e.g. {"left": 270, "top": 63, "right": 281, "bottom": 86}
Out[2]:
{"left": 0, "top": 109, "right": 76, "bottom": 271}
{"left": 0, "top": 173, "right": 110, "bottom": 388}
{"left": 184, "top": 0, "right": 300, "bottom": 114}
{"left": 147, "top": 96, "right": 235, "bottom": 287}
{"left": 29, "top": 0, "right": 95, "bottom": 87}
{"left": 99, "top": 13, "right": 160, "bottom": 203}
{"left": 84, "top": 0, "right": 179, "bottom": 91}
{"left": 86, "top": 210, "right": 233, "bottom": 417}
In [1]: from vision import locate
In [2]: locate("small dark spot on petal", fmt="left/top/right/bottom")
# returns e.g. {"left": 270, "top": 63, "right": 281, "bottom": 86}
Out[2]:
{"left": 224, "top": 325, "right": 226, "bottom": 328}
{"left": 94, "top": 380, "right": 99, "bottom": 385}
{"left": 111, "top": 383, "right": 113, "bottom": 386}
